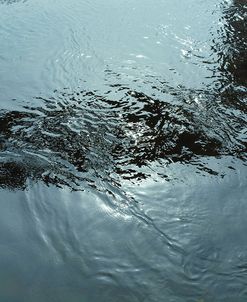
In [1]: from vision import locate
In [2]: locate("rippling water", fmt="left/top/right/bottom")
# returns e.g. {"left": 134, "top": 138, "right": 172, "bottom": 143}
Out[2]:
{"left": 0, "top": 0, "right": 247, "bottom": 301}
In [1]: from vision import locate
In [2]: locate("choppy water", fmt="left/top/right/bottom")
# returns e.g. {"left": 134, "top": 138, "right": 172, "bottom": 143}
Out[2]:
{"left": 0, "top": 0, "right": 246, "bottom": 301}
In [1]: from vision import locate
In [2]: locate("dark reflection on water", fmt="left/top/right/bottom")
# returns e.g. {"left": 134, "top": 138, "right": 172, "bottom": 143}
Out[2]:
{"left": 216, "top": 0, "right": 247, "bottom": 87}
{"left": 0, "top": 0, "right": 25, "bottom": 4}
{"left": 0, "top": 0, "right": 247, "bottom": 301}
{"left": 0, "top": 79, "right": 246, "bottom": 191}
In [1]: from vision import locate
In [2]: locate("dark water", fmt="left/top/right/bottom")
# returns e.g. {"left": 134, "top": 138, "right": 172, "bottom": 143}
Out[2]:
{"left": 0, "top": 0, "right": 247, "bottom": 301}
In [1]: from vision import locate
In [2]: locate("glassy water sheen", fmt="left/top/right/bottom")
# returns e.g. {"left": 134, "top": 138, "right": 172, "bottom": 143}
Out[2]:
{"left": 0, "top": 0, "right": 246, "bottom": 301}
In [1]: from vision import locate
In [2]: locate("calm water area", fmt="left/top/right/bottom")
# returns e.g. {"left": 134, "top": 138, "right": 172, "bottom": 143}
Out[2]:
{"left": 0, "top": 0, "right": 247, "bottom": 301}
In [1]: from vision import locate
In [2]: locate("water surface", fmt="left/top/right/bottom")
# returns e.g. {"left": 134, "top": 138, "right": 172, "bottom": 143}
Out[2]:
{"left": 0, "top": 0, "right": 246, "bottom": 301}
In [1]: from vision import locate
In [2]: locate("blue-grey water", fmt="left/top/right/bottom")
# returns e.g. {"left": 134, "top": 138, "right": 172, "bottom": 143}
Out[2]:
{"left": 0, "top": 0, "right": 247, "bottom": 301}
